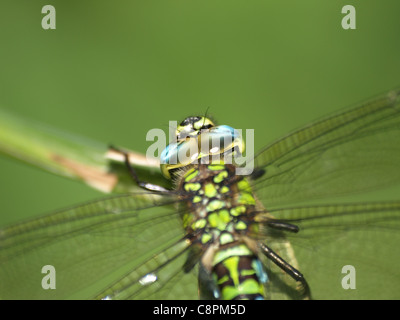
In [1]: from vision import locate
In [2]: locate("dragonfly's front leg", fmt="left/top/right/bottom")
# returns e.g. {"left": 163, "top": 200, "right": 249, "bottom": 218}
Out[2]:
{"left": 108, "top": 145, "right": 170, "bottom": 193}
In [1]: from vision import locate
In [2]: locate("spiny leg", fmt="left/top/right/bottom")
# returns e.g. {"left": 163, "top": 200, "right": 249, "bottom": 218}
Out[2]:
{"left": 109, "top": 145, "right": 170, "bottom": 193}
{"left": 265, "top": 220, "right": 299, "bottom": 233}
{"left": 259, "top": 242, "right": 311, "bottom": 299}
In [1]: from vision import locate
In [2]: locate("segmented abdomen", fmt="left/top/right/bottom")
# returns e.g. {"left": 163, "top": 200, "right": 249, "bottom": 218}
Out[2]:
{"left": 179, "top": 163, "right": 267, "bottom": 300}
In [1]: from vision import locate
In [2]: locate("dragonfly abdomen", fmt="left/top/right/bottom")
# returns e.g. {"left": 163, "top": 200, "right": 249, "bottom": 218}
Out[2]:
{"left": 212, "top": 246, "right": 265, "bottom": 300}
{"left": 179, "top": 163, "right": 267, "bottom": 299}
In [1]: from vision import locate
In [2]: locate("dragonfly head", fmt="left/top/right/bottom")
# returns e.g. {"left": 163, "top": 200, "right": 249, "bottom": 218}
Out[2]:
{"left": 160, "top": 116, "right": 245, "bottom": 179}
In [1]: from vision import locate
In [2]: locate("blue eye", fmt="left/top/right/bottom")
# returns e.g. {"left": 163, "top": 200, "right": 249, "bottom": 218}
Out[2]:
{"left": 160, "top": 123, "right": 244, "bottom": 179}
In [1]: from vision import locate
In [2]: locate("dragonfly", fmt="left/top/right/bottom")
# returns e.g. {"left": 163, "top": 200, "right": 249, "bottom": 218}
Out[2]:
{"left": 1, "top": 88, "right": 400, "bottom": 300}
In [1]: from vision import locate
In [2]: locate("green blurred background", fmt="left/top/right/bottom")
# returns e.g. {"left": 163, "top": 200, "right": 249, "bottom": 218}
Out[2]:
{"left": 0, "top": 0, "right": 399, "bottom": 298}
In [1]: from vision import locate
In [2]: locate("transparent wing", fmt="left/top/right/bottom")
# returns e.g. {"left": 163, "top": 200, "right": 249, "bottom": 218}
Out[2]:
{"left": 252, "top": 88, "right": 400, "bottom": 207}
{"left": 94, "top": 236, "right": 198, "bottom": 300}
{"left": 0, "top": 192, "right": 198, "bottom": 299}
{"left": 251, "top": 88, "right": 400, "bottom": 299}
{"left": 255, "top": 201, "right": 400, "bottom": 299}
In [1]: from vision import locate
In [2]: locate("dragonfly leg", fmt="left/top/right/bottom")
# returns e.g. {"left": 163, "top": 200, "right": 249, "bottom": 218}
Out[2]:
{"left": 108, "top": 145, "right": 170, "bottom": 193}
{"left": 266, "top": 220, "right": 299, "bottom": 233}
{"left": 250, "top": 168, "right": 266, "bottom": 180}
{"left": 259, "top": 242, "right": 311, "bottom": 299}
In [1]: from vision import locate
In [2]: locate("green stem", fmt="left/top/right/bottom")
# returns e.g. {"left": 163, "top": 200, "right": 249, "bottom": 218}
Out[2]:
{"left": 0, "top": 109, "right": 168, "bottom": 195}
